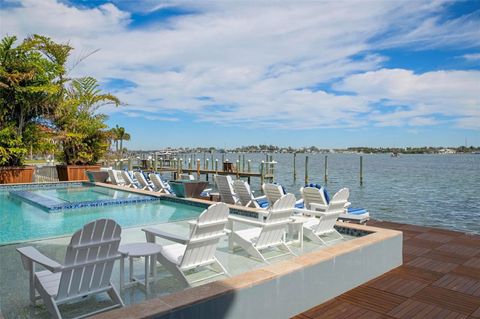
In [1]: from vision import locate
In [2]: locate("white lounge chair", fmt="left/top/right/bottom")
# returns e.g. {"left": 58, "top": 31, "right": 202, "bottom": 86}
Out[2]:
{"left": 121, "top": 170, "right": 138, "bottom": 189}
{"left": 232, "top": 179, "right": 268, "bottom": 208}
{"left": 228, "top": 194, "right": 296, "bottom": 263}
{"left": 17, "top": 219, "right": 124, "bottom": 319}
{"left": 301, "top": 185, "right": 369, "bottom": 222}
{"left": 142, "top": 202, "right": 230, "bottom": 287}
{"left": 302, "top": 188, "right": 349, "bottom": 245}
{"left": 107, "top": 169, "right": 125, "bottom": 186}
{"left": 214, "top": 175, "right": 239, "bottom": 205}
{"left": 149, "top": 173, "right": 174, "bottom": 194}
{"left": 133, "top": 171, "right": 153, "bottom": 191}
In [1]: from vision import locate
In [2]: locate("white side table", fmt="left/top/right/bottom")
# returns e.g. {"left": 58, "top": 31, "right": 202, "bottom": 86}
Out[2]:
{"left": 287, "top": 216, "right": 313, "bottom": 249}
{"left": 118, "top": 243, "right": 162, "bottom": 291}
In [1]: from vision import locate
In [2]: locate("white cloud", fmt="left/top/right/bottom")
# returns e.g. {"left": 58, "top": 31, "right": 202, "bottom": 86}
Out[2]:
{"left": 463, "top": 53, "right": 480, "bottom": 61}
{"left": 336, "top": 69, "right": 480, "bottom": 129}
{"left": 1, "top": 0, "right": 479, "bottom": 131}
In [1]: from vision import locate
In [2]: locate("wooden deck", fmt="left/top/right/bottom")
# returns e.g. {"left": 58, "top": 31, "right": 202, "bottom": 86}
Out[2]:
{"left": 294, "top": 220, "right": 480, "bottom": 319}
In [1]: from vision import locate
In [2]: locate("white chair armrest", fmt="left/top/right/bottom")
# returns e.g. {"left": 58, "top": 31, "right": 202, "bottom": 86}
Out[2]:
{"left": 344, "top": 202, "right": 351, "bottom": 208}
{"left": 310, "top": 202, "right": 328, "bottom": 211}
{"left": 142, "top": 227, "right": 189, "bottom": 245}
{"left": 17, "top": 247, "right": 62, "bottom": 272}
{"left": 203, "top": 188, "right": 212, "bottom": 192}
{"left": 228, "top": 215, "right": 266, "bottom": 227}
{"left": 253, "top": 195, "right": 267, "bottom": 201}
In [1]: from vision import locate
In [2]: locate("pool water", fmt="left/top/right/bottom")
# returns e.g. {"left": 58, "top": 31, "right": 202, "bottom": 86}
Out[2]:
{"left": 30, "top": 186, "right": 138, "bottom": 202}
{"left": 0, "top": 184, "right": 205, "bottom": 245}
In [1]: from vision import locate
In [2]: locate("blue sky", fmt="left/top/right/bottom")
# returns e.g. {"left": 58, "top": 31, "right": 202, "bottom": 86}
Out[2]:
{"left": 1, "top": 0, "right": 479, "bottom": 149}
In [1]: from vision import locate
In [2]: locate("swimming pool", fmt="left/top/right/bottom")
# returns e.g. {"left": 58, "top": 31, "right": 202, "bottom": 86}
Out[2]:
{"left": 0, "top": 183, "right": 205, "bottom": 245}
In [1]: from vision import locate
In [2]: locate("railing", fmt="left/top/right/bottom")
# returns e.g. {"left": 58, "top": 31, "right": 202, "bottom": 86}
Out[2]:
{"left": 33, "top": 166, "right": 59, "bottom": 183}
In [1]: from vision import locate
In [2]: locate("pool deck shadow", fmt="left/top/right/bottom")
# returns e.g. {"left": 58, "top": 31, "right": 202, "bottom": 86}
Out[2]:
{"left": 293, "top": 220, "right": 480, "bottom": 319}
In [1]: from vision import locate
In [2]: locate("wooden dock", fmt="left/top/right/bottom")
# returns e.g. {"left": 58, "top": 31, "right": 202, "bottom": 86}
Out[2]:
{"left": 294, "top": 220, "right": 480, "bottom": 319}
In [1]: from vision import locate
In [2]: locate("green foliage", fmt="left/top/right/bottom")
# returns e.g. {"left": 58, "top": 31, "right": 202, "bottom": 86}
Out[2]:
{"left": 0, "top": 126, "right": 27, "bottom": 166}
{"left": 0, "top": 34, "right": 121, "bottom": 166}
{"left": 55, "top": 77, "right": 120, "bottom": 165}
{"left": 0, "top": 35, "right": 70, "bottom": 166}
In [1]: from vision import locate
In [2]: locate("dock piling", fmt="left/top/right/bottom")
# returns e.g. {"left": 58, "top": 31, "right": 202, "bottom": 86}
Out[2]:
{"left": 293, "top": 153, "right": 297, "bottom": 180}
{"left": 304, "top": 156, "right": 309, "bottom": 185}
{"left": 197, "top": 159, "right": 201, "bottom": 179}
{"left": 324, "top": 155, "right": 328, "bottom": 183}
{"left": 360, "top": 156, "right": 363, "bottom": 185}
{"left": 260, "top": 161, "right": 265, "bottom": 185}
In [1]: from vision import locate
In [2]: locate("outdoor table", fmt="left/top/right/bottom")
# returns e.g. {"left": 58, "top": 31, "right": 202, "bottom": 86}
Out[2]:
{"left": 286, "top": 215, "right": 312, "bottom": 249}
{"left": 118, "top": 242, "right": 162, "bottom": 291}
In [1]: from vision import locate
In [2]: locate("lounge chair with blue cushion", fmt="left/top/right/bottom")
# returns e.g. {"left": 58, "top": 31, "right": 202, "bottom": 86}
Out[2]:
{"left": 232, "top": 179, "right": 269, "bottom": 209}
{"left": 262, "top": 183, "right": 304, "bottom": 208}
{"left": 303, "top": 188, "right": 349, "bottom": 245}
{"left": 149, "top": 173, "right": 174, "bottom": 195}
{"left": 300, "top": 184, "right": 369, "bottom": 222}
{"left": 134, "top": 171, "right": 154, "bottom": 191}
{"left": 121, "top": 170, "right": 138, "bottom": 189}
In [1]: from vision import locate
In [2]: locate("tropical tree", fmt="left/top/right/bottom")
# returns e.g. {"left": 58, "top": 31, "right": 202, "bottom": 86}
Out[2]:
{"left": 109, "top": 125, "right": 130, "bottom": 158}
{"left": 0, "top": 35, "right": 70, "bottom": 166}
{"left": 55, "top": 77, "right": 120, "bottom": 165}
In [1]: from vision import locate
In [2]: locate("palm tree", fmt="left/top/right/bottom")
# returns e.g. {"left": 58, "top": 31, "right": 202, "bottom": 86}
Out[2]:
{"left": 110, "top": 125, "right": 130, "bottom": 158}
{"left": 117, "top": 126, "right": 130, "bottom": 158}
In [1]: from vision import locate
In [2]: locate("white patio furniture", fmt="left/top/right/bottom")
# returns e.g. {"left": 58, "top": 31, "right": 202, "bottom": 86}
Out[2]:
{"left": 214, "top": 175, "right": 239, "bottom": 205}
{"left": 121, "top": 170, "right": 138, "bottom": 189}
{"left": 228, "top": 194, "right": 296, "bottom": 263}
{"left": 232, "top": 179, "right": 268, "bottom": 208}
{"left": 17, "top": 219, "right": 124, "bottom": 319}
{"left": 107, "top": 169, "right": 125, "bottom": 186}
{"left": 142, "top": 202, "right": 230, "bottom": 287}
{"left": 133, "top": 171, "right": 153, "bottom": 191}
{"left": 118, "top": 242, "right": 162, "bottom": 291}
{"left": 149, "top": 173, "right": 174, "bottom": 194}
{"left": 302, "top": 188, "right": 349, "bottom": 245}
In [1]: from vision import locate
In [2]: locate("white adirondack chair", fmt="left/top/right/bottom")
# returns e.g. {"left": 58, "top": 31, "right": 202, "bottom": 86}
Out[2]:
{"left": 214, "top": 175, "right": 239, "bottom": 205}
{"left": 229, "top": 194, "right": 296, "bottom": 263}
{"left": 17, "top": 219, "right": 124, "bottom": 319}
{"left": 301, "top": 186, "right": 331, "bottom": 211}
{"left": 121, "top": 170, "right": 138, "bottom": 189}
{"left": 302, "top": 188, "right": 349, "bottom": 245}
{"left": 107, "top": 169, "right": 124, "bottom": 186}
{"left": 133, "top": 172, "right": 153, "bottom": 191}
{"left": 149, "top": 173, "right": 174, "bottom": 194}
{"left": 142, "top": 202, "right": 230, "bottom": 287}
{"left": 232, "top": 179, "right": 268, "bottom": 208}
{"left": 262, "top": 183, "right": 284, "bottom": 207}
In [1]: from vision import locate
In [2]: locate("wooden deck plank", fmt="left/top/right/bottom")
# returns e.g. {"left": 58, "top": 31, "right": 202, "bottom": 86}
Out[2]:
{"left": 293, "top": 221, "right": 480, "bottom": 319}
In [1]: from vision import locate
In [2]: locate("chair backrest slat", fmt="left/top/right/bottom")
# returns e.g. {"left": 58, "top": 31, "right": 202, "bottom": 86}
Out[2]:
{"left": 313, "top": 188, "right": 349, "bottom": 235}
{"left": 262, "top": 183, "right": 285, "bottom": 207}
{"left": 232, "top": 180, "right": 258, "bottom": 208}
{"left": 57, "top": 219, "right": 121, "bottom": 301}
{"left": 149, "top": 173, "right": 171, "bottom": 194}
{"left": 180, "top": 203, "right": 229, "bottom": 269}
{"left": 121, "top": 171, "right": 136, "bottom": 188}
{"left": 134, "top": 172, "right": 151, "bottom": 190}
{"left": 256, "top": 194, "right": 295, "bottom": 249}
{"left": 215, "top": 175, "right": 238, "bottom": 204}
{"left": 301, "top": 187, "right": 328, "bottom": 210}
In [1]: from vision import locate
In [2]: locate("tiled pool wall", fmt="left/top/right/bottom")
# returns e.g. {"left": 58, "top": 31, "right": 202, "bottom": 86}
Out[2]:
{"left": 0, "top": 181, "right": 87, "bottom": 190}
{"left": 93, "top": 224, "right": 402, "bottom": 319}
